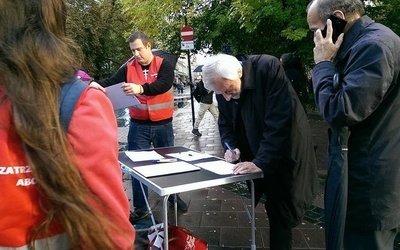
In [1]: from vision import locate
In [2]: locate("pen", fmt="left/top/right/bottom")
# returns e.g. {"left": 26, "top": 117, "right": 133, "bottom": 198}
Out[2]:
{"left": 153, "top": 158, "right": 178, "bottom": 163}
{"left": 224, "top": 141, "right": 236, "bottom": 155}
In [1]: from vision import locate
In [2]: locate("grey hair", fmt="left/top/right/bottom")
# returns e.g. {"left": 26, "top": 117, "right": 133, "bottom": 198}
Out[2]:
{"left": 307, "top": 0, "right": 365, "bottom": 22}
{"left": 202, "top": 54, "right": 242, "bottom": 91}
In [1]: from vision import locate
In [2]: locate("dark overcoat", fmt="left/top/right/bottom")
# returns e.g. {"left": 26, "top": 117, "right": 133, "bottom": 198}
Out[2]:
{"left": 312, "top": 16, "right": 400, "bottom": 231}
{"left": 217, "top": 55, "right": 318, "bottom": 227}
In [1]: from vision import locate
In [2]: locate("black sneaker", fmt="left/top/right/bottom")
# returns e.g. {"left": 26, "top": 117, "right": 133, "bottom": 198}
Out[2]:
{"left": 129, "top": 210, "right": 148, "bottom": 225}
{"left": 192, "top": 129, "right": 202, "bottom": 136}
{"left": 168, "top": 194, "right": 188, "bottom": 213}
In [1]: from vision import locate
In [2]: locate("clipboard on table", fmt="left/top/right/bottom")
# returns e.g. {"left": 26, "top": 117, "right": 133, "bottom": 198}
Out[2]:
{"left": 105, "top": 82, "right": 141, "bottom": 110}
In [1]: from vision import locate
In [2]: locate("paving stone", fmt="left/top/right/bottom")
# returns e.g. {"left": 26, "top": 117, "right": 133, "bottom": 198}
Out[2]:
{"left": 220, "top": 227, "right": 265, "bottom": 248}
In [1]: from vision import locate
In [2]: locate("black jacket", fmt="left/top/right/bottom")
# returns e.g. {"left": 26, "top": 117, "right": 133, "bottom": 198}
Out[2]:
{"left": 195, "top": 80, "right": 214, "bottom": 104}
{"left": 217, "top": 55, "right": 318, "bottom": 227}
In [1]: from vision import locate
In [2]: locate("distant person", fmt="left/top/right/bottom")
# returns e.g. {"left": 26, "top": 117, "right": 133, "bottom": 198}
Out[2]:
{"left": 177, "top": 81, "right": 184, "bottom": 94}
{"left": 202, "top": 54, "right": 318, "bottom": 249}
{"left": 0, "top": 0, "right": 135, "bottom": 248}
{"left": 307, "top": 0, "right": 400, "bottom": 248}
{"left": 90, "top": 31, "right": 188, "bottom": 219}
{"left": 192, "top": 80, "right": 218, "bottom": 136}
{"left": 280, "top": 53, "right": 310, "bottom": 106}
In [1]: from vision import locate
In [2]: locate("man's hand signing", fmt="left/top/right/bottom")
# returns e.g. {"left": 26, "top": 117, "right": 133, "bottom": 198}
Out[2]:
{"left": 224, "top": 148, "right": 240, "bottom": 163}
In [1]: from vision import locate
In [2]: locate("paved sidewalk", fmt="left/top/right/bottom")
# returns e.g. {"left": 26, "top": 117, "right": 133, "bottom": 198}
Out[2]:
{"left": 117, "top": 86, "right": 400, "bottom": 249}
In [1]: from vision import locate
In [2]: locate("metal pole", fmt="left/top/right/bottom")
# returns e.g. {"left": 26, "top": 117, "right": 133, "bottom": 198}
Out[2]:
{"left": 184, "top": 14, "right": 196, "bottom": 128}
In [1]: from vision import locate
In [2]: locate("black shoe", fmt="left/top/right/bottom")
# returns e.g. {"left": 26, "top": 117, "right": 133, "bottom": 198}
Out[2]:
{"left": 129, "top": 210, "right": 148, "bottom": 225}
{"left": 192, "top": 129, "right": 202, "bottom": 136}
{"left": 168, "top": 195, "right": 188, "bottom": 213}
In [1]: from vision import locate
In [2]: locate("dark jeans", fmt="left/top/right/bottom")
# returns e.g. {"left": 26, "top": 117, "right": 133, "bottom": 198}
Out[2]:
{"left": 127, "top": 120, "right": 174, "bottom": 212}
{"left": 344, "top": 227, "right": 399, "bottom": 250}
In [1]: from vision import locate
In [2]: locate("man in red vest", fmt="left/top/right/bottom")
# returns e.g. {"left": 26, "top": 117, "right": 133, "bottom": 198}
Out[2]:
{"left": 91, "top": 31, "right": 188, "bottom": 222}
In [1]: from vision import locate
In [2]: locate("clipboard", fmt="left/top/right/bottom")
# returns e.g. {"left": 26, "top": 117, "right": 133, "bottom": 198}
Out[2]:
{"left": 105, "top": 82, "right": 141, "bottom": 110}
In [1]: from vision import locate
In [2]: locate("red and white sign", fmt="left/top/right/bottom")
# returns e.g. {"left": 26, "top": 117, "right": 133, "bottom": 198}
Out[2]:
{"left": 180, "top": 26, "right": 194, "bottom": 41}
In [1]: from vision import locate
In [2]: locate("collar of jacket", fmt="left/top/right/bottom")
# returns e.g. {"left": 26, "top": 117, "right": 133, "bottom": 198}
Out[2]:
{"left": 336, "top": 15, "right": 374, "bottom": 60}
{"left": 240, "top": 57, "right": 257, "bottom": 92}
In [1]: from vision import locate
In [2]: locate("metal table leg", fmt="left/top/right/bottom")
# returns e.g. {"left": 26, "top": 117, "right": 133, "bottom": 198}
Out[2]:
{"left": 250, "top": 179, "right": 256, "bottom": 250}
{"left": 235, "top": 180, "right": 257, "bottom": 249}
{"left": 163, "top": 195, "right": 169, "bottom": 250}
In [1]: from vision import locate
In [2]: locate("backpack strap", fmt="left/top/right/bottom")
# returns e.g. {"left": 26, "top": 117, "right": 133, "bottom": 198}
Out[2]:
{"left": 59, "top": 78, "right": 88, "bottom": 131}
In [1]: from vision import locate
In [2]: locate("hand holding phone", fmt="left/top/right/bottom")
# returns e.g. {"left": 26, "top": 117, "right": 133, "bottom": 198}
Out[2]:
{"left": 321, "top": 14, "right": 347, "bottom": 43}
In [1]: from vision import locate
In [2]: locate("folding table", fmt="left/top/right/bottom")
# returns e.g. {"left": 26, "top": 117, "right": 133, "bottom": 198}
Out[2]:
{"left": 119, "top": 146, "right": 263, "bottom": 250}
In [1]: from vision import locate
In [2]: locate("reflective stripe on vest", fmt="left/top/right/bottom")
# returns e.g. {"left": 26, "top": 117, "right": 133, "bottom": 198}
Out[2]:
{"left": 130, "top": 89, "right": 174, "bottom": 111}
{"left": 0, "top": 233, "right": 69, "bottom": 250}
{"left": 126, "top": 56, "right": 174, "bottom": 121}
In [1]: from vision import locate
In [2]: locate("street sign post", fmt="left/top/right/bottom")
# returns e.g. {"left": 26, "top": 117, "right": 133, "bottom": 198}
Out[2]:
{"left": 180, "top": 24, "right": 195, "bottom": 127}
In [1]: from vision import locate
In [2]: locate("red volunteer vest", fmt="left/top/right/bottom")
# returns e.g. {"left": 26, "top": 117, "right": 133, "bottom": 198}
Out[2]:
{"left": 0, "top": 90, "right": 64, "bottom": 247}
{"left": 126, "top": 56, "right": 174, "bottom": 121}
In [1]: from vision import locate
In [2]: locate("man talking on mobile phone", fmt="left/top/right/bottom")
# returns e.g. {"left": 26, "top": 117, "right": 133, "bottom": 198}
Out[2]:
{"left": 307, "top": 0, "right": 400, "bottom": 248}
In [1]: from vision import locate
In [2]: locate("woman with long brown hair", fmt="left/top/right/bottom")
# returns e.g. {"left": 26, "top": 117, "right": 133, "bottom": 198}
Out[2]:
{"left": 0, "top": 0, "right": 135, "bottom": 249}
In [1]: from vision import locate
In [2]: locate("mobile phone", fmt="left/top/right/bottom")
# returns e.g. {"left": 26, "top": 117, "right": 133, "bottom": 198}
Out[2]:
{"left": 321, "top": 14, "right": 347, "bottom": 43}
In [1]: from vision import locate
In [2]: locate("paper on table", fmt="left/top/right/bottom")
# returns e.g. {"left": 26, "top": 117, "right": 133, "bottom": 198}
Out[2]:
{"left": 105, "top": 82, "right": 141, "bottom": 110}
{"left": 133, "top": 161, "right": 200, "bottom": 177}
{"left": 166, "top": 151, "right": 212, "bottom": 162}
{"left": 125, "top": 150, "right": 164, "bottom": 162}
{"left": 195, "top": 160, "right": 235, "bottom": 175}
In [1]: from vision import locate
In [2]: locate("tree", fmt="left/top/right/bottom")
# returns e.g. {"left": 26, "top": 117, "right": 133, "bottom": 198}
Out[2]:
{"left": 66, "top": 0, "right": 131, "bottom": 79}
{"left": 120, "top": 0, "right": 185, "bottom": 53}
{"left": 67, "top": 0, "right": 400, "bottom": 81}
{"left": 366, "top": 0, "right": 400, "bottom": 36}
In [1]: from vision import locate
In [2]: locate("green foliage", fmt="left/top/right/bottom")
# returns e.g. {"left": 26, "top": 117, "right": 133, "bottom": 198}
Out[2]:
{"left": 66, "top": 0, "right": 131, "bottom": 79}
{"left": 189, "top": 0, "right": 313, "bottom": 63}
{"left": 65, "top": 0, "right": 400, "bottom": 82}
{"left": 120, "top": 0, "right": 184, "bottom": 53}
{"left": 365, "top": 0, "right": 400, "bottom": 37}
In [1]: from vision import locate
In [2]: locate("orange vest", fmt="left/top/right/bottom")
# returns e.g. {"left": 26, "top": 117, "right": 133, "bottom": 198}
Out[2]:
{"left": 0, "top": 90, "right": 65, "bottom": 247}
{"left": 126, "top": 56, "right": 174, "bottom": 121}
{"left": 0, "top": 86, "right": 135, "bottom": 249}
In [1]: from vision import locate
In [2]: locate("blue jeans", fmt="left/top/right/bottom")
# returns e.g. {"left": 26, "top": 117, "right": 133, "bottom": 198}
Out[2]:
{"left": 127, "top": 120, "right": 174, "bottom": 212}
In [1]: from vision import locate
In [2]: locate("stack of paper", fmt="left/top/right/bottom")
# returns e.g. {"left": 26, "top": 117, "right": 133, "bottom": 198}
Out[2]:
{"left": 125, "top": 150, "right": 164, "bottom": 162}
{"left": 133, "top": 161, "right": 200, "bottom": 177}
{"left": 166, "top": 151, "right": 212, "bottom": 162}
{"left": 105, "top": 82, "right": 141, "bottom": 110}
{"left": 195, "top": 160, "right": 235, "bottom": 175}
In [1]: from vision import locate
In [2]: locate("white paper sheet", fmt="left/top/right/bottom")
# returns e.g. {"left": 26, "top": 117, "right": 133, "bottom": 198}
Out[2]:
{"left": 125, "top": 150, "right": 164, "bottom": 162}
{"left": 105, "top": 82, "right": 140, "bottom": 110}
{"left": 195, "top": 160, "right": 235, "bottom": 175}
{"left": 133, "top": 161, "right": 200, "bottom": 177}
{"left": 166, "top": 151, "right": 213, "bottom": 162}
